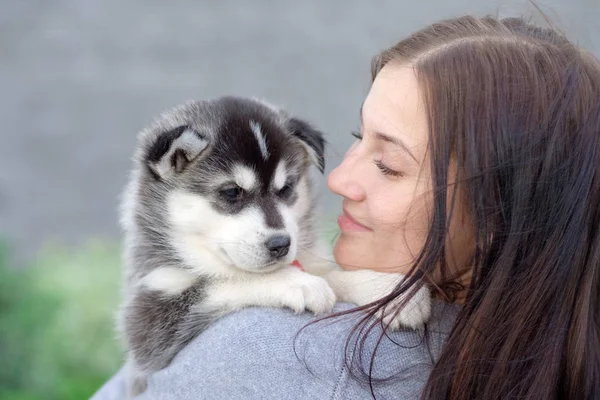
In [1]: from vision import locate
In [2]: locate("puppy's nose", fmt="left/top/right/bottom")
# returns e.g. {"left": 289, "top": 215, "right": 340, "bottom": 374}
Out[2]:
{"left": 265, "top": 235, "right": 291, "bottom": 258}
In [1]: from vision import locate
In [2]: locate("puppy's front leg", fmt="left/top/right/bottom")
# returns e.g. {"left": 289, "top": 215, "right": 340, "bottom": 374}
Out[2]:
{"left": 323, "top": 269, "right": 431, "bottom": 329}
{"left": 198, "top": 266, "right": 336, "bottom": 316}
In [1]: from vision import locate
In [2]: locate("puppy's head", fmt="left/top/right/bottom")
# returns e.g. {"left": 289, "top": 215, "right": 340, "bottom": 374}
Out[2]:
{"left": 129, "top": 97, "right": 325, "bottom": 275}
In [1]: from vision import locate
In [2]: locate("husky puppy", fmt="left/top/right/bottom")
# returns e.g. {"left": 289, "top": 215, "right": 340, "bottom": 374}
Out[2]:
{"left": 118, "top": 96, "right": 431, "bottom": 397}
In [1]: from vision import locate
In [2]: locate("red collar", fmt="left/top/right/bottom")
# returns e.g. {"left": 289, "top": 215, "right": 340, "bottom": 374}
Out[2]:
{"left": 291, "top": 259, "right": 305, "bottom": 272}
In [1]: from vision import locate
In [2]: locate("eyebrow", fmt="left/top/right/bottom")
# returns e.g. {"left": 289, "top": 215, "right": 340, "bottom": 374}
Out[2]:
{"left": 359, "top": 104, "right": 418, "bottom": 163}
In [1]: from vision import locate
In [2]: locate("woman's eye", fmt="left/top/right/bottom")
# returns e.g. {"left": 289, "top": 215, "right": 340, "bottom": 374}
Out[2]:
{"left": 351, "top": 131, "right": 363, "bottom": 140}
{"left": 277, "top": 184, "right": 293, "bottom": 199}
{"left": 375, "top": 160, "right": 403, "bottom": 177}
{"left": 220, "top": 186, "right": 244, "bottom": 201}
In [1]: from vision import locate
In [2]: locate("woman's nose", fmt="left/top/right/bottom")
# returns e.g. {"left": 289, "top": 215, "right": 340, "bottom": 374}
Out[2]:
{"left": 327, "top": 152, "right": 366, "bottom": 202}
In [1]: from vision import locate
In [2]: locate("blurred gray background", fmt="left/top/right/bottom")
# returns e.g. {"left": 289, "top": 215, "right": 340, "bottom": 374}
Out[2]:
{"left": 1, "top": 0, "right": 598, "bottom": 263}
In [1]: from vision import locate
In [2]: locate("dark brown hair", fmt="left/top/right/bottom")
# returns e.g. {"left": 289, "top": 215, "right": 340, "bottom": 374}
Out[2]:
{"left": 365, "top": 14, "right": 600, "bottom": 400}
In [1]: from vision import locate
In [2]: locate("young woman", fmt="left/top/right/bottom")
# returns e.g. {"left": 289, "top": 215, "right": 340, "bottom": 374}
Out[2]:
{"left": 93, "top": 14, "right": 600, "bottom": 399}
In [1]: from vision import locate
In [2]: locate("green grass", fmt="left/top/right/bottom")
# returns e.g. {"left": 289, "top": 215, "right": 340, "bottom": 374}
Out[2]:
{"left": 0, "top": 240, "right": 124, "bottom": 400}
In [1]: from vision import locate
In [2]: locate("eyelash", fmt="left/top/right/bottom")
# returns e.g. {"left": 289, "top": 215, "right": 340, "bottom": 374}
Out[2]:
{"left": 350, "top": 131, "right": 403, "bottom": 177}
{"left": 375, "top": 160, "right": 402, "bottom": 177}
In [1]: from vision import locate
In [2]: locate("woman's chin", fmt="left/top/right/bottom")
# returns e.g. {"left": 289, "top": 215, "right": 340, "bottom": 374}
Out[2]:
{"left": 333, "top": 238, "right": 367, "bottom": 271}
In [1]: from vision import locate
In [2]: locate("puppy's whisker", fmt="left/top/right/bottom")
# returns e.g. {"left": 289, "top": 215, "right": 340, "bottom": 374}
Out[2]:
{"left": 295, "top": 244, "right": 337, "bottom": 264}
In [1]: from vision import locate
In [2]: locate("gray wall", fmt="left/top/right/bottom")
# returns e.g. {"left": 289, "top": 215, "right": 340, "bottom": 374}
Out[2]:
{"left": 1, "top": 0, "right": 598, "bottom": 262}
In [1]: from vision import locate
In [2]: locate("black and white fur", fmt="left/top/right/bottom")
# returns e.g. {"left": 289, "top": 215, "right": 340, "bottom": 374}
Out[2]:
{"left": 118, "top": 96, "right": 431, "bottom": 398}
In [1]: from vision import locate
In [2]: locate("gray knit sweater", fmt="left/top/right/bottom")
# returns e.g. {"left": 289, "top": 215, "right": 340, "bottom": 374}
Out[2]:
{"left": 91, "top": 301, "right": 459, "bottom": 400}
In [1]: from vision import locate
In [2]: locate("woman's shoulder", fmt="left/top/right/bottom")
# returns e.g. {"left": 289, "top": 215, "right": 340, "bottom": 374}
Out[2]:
{"left": 92, "top": 301, "right": 459, "bottom": 400}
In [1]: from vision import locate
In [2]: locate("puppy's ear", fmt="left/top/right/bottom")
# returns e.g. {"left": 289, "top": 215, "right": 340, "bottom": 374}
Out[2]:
{"left": 288, "top": 118, "right": 326, "bottom": 173}
{"left": 145, "top": 125, "right": 209, "bottom": 179}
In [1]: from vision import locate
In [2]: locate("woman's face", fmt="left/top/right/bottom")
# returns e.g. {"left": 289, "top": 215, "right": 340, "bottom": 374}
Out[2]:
{"left": 328, "top": 64, "right": 471, "bottom": 275}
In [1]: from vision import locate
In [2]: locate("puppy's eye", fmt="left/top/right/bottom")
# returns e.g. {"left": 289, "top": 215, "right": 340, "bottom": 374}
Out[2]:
{"left": 277, "top": 184, "right": 293, "bottom": 199}
{"left": 220, "top": 187, "right": 244, "bottom": 202}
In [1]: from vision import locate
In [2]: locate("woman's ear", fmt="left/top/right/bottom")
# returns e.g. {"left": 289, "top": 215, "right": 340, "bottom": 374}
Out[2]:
{"left": 287, "top": 117, "right": 326, "bottom": 173}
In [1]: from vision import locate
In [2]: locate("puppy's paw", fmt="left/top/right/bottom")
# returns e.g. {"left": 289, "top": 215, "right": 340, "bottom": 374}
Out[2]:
{"left": 281, "top": 269, "right": 336, "bottom": 315}
{"left": 378, "top": 286, "right": 431, "bottom": 330}
{"left": 301, "top": 274, "right": 337, "bottom": 315}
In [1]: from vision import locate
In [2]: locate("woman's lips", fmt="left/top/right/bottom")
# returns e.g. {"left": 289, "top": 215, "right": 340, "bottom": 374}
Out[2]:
{"left": 337, "top": 209, "right": 371, "bottom": 232}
